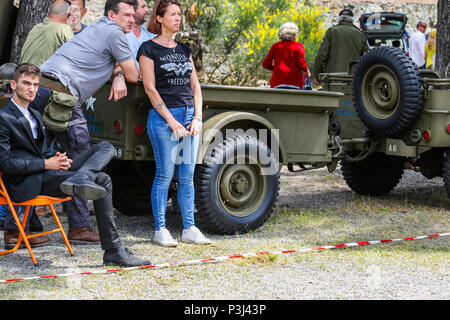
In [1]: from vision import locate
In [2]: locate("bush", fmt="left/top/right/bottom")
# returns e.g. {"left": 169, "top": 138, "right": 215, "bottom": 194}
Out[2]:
{"left": 184, "top": 0, "right": 328, "bottom": 85}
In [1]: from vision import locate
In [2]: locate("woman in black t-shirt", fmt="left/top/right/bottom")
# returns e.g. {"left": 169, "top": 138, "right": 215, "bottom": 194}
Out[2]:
{"left": 137, "top": 0, "right": 210, "bottom": 247}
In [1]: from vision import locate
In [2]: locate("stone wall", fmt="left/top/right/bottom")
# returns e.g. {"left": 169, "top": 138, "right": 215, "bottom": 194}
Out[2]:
{"left": 82, "top": 0, "right": 439, "bottom": 33}
{"left": 82, "top": 0, "right": 108, "bottom": 24}
{"left": 320, "top": 0, "right": 438, "bottom": 32}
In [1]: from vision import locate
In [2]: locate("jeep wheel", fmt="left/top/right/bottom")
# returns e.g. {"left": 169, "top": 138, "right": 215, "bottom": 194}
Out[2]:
{"left": 352, "top": 46, "right": 423, "bottom": 137}
{"left": 107, "top": 159, "right": 154, "bottom": 216}
{"left": 341, "top": 152, "right": 404, "bottom": 196}
{"left": 442, "top": 148, "right": 450, "bottom": 197}
{"left": 194, "top": 133, "right": 280, "bottom": 234}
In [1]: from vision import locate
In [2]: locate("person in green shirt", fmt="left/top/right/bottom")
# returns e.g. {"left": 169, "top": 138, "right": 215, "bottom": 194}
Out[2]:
{"left": 313, "top": 9, "right": 369, "bottom": 84}
{"left": 19, "top": 0, "right": 74, "bottom": 68}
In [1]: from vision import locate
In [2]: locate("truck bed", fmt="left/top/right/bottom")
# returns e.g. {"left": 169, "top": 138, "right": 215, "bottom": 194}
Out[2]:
{"left": 201, "top": 84, "right": 343, "bottom": 113}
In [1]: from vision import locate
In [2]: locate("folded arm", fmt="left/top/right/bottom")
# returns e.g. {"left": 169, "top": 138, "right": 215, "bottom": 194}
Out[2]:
{"left": 109, "top": 58, "right": 140, "bottom": 102}
{"left": 139, "top": 55, "right": 189, "bottom": 139}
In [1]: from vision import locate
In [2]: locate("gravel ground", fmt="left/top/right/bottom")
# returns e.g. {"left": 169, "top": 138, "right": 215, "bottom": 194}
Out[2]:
{"left": 0, "top": 167, "right": 448, "bottom": 300}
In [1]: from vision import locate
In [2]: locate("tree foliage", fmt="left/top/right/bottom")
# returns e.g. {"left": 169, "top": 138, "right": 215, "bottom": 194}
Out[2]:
{"left": 10, "top": 0, "right": 53, "bottom": 63}
{"left": 183, "top": 0, "right": 327, "bottom": 85}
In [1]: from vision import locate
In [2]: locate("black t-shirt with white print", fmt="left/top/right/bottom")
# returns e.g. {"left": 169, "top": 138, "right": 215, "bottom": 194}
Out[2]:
{"left": 137, "top": 40, "right": 194, "bottom": 108}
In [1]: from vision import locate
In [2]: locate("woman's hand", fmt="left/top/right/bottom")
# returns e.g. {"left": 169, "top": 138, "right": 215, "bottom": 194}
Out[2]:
{"left": 168, "top": 119, "right": 189, "bottom": 139}
{"left": 187, "top": 117, "right": 202, "bottom": 136}
{"left": 306, "top": 68, "right": 311, "bottom": 78}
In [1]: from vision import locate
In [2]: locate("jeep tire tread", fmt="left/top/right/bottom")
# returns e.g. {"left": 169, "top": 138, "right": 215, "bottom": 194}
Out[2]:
{"left": 194, "top": 133, "right": 280, "bottom": 234}
{"left": 341, "top": 152, "right": 404, "bottom": 196}
{"left": 352, "top": 46, "right": 423, "bottom": 137}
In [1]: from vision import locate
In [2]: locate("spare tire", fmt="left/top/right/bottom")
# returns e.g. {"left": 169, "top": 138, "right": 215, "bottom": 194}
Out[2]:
{"left": 352, "top": 46, "right": 423, "bottom": 137}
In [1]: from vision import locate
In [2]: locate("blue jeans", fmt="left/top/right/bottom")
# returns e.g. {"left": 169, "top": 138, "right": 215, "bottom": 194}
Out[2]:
{"left": 147, "top": 106, "right": 199, "bottom": 230}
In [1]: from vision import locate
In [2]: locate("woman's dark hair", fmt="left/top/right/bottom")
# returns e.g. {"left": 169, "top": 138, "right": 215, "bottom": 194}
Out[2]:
{"left": 104, "top": 0, "right": 138, "bottom": 16}
{"left": 148, "top": 0, "right": 181, "bottom": 35}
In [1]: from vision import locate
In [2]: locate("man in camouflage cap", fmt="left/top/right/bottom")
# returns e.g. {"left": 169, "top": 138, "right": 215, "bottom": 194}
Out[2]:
{"left": 313, "top": 9, "right": 369, "bottom": 84}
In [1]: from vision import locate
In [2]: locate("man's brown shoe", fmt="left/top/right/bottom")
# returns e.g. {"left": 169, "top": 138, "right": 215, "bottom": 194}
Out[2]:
{"left": 68, "top": 227, "right": 100, "bottom": 245}
{"left": 3, "top": 230, "right": 49, "bottom": 250}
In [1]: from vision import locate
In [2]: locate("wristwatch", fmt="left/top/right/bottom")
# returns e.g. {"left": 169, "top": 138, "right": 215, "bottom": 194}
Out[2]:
{"left": 113, "top": 71, "right": 125, "bottom": 78}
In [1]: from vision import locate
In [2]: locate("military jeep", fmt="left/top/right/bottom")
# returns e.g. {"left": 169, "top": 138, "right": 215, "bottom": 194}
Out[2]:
{"left": 84, "top": 45, "right": 450, "bottom": 235}
{"left": 320, "top": 46, "right": 450, "bottom": 197}
{"left": 84, "top": 82, "right": 342, "bottom": 234}
{"left": 84, "top": 46, "right": 449, "bottom": 235}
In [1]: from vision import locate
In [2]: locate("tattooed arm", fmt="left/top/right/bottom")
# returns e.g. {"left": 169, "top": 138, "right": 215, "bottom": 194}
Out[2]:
{"left": 139, "top": 55, "right": 189, "bottom": 138}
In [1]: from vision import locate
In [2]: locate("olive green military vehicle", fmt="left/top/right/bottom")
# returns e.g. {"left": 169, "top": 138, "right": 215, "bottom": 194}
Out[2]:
{"left": 84, "top": 46, "right": 449, "bottom": 235}
{"left": 84, "top": 82, "right": 342, "bottom": 234}
{"left": 319, "top": 46, "right": 450, "bottom": 199}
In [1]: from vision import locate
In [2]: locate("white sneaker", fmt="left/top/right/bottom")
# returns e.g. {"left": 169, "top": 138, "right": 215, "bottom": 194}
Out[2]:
{"left": 181, "top": 226, "right": 212, "bottom": 245}
{"left": 154, "top": 228, "right": 178, "bottom": 247}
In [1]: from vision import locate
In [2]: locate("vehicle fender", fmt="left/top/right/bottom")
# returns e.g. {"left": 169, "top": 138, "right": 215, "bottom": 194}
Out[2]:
{"left": 198, "top": 111, "right": 287, "bottom": 164}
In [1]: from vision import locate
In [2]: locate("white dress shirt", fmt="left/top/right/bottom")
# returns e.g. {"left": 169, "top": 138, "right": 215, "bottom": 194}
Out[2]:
{"left": 11, "top": 99, "right": 39, "bottom": 139}
{"left": 409, "top": 30, "right": 427, "bottom": 67}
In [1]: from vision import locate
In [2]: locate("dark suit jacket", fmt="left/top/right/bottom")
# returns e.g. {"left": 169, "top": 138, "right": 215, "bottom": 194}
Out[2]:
{"left": 0, "top": 99, "right": 49, "bottom": 202}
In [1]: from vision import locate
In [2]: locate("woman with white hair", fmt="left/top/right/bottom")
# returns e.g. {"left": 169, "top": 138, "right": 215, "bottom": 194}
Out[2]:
{"left": 262, "top": 22, "right": 310, "bottom": 89}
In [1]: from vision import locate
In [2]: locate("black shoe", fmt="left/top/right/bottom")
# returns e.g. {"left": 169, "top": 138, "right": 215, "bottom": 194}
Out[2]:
{"left": 103, "top": 247, "right": 152, "bottom": 267}
{"left": 60, "top": 173, "right": 106, "bottom": 200}
{"left": 30, "top": 210, "right": 43, "bottom": 232}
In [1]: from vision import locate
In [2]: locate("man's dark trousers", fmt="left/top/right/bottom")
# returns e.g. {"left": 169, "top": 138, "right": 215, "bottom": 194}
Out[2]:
{"left": 5, "top": 141, "right": 122, "bottom": 251}
{"left": 31, "top": 86, "right": 92, "bottom": 231}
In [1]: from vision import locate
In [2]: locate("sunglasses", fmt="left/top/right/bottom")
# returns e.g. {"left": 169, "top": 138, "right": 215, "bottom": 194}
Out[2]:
{"left": 159, "top": 0, "right": 179, "bottom": 7}
{"left": 157, "top": 0, "right": 180, "bottom": 14}
{"left": 63, "top": 0, "right": 72, "bottom": 17}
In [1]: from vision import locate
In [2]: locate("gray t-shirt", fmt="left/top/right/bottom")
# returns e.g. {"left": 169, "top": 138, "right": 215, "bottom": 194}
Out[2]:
{"left": 41, "top": 17, "right": 132, "bottom": 104}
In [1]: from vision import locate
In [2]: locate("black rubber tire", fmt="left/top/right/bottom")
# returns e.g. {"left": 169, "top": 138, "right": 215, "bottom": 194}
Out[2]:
{"left": 107, "top": 159, "right": 154, "bottom": 216}
{"left": 341, "top": 152, "right": 404, "bottom": 196}
{"left": 352, "top": 46, "right": 423, "bottom": 137}
{"left": 194, "top": 133, "right": 280, "bottom": 234}
{"left": 442, "top": 148, "right": 450, "bottom": 197}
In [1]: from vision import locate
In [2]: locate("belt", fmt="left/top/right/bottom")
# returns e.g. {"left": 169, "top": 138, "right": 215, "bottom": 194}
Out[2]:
{"left": 41, "top": 71, "right": 60, "bottom": 82}
{"left": 40, "top": 73, "right": 72, "bottom": 96}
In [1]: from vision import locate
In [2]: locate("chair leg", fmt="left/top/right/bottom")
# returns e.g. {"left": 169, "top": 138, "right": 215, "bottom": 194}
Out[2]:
{"left": 0, "top": 204, "right": 39, "bottom": 266}
{"left": 48, "top": 204, "right": 74, "bottom": 256}
{"left": 20, "top": 206, "right": 40, "bottom": 266}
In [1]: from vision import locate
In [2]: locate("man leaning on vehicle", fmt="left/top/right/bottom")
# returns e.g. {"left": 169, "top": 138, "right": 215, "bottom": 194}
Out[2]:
{"left": 31, "top": 0, "right": 140, "bottom": 244}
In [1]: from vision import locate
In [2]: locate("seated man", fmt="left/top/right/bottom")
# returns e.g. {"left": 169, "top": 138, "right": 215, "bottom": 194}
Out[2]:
{"left": 0, "top": 63, "right": 151, "bottom": 267}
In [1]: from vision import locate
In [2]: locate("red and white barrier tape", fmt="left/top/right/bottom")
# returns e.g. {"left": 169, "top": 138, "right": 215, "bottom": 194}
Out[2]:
{"left": 1, "top": 232, "right": 448, "bottom": 283}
